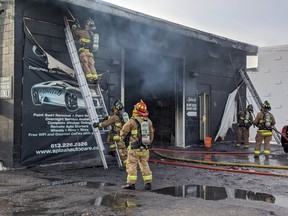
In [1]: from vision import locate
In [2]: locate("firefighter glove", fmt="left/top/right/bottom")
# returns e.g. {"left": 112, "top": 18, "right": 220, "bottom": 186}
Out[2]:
{"left": 266, "top": 126, "right": 272, "bottom": 131}
{"left": 93, "top": 122, "right": 99, "bottom": 128}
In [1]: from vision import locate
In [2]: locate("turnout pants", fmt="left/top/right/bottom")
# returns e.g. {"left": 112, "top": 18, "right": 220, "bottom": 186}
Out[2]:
{"left": 117, "top": 140, "right": 127, "bottom": 164}
{"left": 236, "top": 126, "right": 249, "bottom": 146}
{"left": 126, "top": 148, "right": 152, "bottom": 184}
{"left": 254, "top": 132, "right": 272, "bottom": 155}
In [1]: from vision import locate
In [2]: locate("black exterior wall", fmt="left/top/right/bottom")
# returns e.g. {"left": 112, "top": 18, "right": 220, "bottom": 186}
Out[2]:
{"left": 8, "top": 0, "right": 257, "bottom": 167}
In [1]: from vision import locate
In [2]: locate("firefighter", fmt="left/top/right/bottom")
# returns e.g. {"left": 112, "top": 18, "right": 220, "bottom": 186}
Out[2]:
{"left": 121, "top": 100, "right": 154, "bottom": 190}
{"left": 253, "top": 101, "right": 276, "bottom": 158}
{"left": 71, "top": 18, "right": 99, "bottom": 83}
{"left": 93, "top": 99, "right": 127, "bottom": 165}
{"left": 236, "top": 104, "right": 254, "bottom": 148}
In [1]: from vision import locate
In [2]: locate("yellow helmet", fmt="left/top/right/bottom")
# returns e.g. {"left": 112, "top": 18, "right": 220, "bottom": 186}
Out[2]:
{"left": 247, "top": 104, "right": 253, "bottom": 112}
{"left": 262, "top": 101, "right": 271, "bottom": 111}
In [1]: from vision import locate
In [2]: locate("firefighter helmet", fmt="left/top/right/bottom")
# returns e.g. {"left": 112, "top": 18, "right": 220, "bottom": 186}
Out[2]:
{"left": 262, "top": 101, "right": 271, "bottom": 111}
{"left": 113, "top": 99, "right": 123, "bottom": 111}
{"left": 85, "top": 18, "right": 96, "bottom": 31}
{"left": 247, "top": 104, "right": 253, "bottom": 112}
{"left": 134, "top": 100, "right": 149, "bottom": 116}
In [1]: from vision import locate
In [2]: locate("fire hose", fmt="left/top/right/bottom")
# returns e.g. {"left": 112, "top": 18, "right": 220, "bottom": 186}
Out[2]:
{"left": 149, "top": 148, "right": 288, "bottom": 177}
{"left": 272, "top": 127, "right": 288, "bottom": 142}
{"left": 149, "top": 158, "right": 288, "bottom": 177}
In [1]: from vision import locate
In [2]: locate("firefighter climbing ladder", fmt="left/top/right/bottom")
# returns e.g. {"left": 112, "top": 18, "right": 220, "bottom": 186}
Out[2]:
{"left": 63, "top": 17, "right": 109, "bottom": 169}
{"left": 238, "top": 69, "right": 281, "bottom": 144}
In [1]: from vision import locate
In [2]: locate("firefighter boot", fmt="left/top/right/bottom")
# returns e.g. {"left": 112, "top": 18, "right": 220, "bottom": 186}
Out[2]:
{"left": 144, "top": 183, "right": 151, "bottom": 190}
{"left": 254, "top": 157, "right": 260, "bottom": 164}
{"left": 254, "top": 155, "right": 260, "bottom": 164}
{"left": 122, "top": 184, "right": 135, "bottom": 190}
{"left": 109, "top": 143, "right": 116, "bottom": 157}
{"left": 85, "top": 73, "right": 94, "bottom": 83}
{"left": 91, "top": 73, "right": 98, "bottom": 81}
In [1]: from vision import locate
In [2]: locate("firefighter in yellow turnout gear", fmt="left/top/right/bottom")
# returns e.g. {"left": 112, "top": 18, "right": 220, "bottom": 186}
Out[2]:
{"left": 71, "top": 18, "right": 99, "bottom": 82}
{"left": 93, "top": 99, "right": 127, "bottom": 165}
{"left": 253, "top": 101, "right": 276, "bottom": 158}
{"left": 121, "top": 100, "right": 154, "bottom": 190}
{"left": 236, "top": 104, "right": 254, "bottom": 148}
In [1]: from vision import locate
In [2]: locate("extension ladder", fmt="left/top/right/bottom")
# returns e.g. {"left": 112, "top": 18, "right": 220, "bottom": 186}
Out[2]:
{"left": 94, "top": 84, "right": 124, "bottom": 168}
{"left": 64, "top": 16, "right": 108, "bottom": 169}
{"left": 238, "top": 69, "right": 281, "bottom": 144}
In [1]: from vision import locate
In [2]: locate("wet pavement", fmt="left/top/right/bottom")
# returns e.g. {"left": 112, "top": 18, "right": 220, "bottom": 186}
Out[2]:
{"left": 152, "top": 142, "right": 288, "bottom": 169}
{"left": 152, "top": 184, "right": 288, "bottom": 208}
{"left": 1, "top": 142, "right": 288, "bottom": 215}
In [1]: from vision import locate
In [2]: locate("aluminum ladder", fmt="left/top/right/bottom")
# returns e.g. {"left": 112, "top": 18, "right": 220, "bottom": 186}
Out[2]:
{"left": 238, "top": 69, "right": 281, "bottom": 144}
{"left": 64, "top": 17, "right": 108, "bottom": 169}
{"left": 94, "top": 84, "right": 123, "bottom": 168}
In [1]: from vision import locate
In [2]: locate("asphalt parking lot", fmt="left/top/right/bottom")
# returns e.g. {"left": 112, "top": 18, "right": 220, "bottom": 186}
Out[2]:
{"left": 1, "top": 142, "right": 288, "bottom": 216}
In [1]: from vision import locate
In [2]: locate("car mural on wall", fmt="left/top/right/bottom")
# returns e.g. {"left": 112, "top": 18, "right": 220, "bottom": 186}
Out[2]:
{"left": 31, "top": 80, "right": 99, "bottom": 111}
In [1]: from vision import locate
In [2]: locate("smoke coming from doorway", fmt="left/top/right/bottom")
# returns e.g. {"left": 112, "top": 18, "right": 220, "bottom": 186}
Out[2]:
{"left": 126, "top": 51, "right": 176, "bottom": 95}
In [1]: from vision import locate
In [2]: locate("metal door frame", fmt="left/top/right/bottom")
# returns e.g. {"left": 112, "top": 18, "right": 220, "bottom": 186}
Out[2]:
{"left": 175, "top": 57, "right": 185, "bottom": 148}
{"left": 199, "top": 93, "right": 210, "bottom": 140}
{"left": 121, "top": 49, "right": 185, "bottom": 148}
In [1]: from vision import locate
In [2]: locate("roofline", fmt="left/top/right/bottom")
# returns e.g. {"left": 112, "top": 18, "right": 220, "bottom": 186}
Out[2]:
{"left": 62, "top": 0, "right": 258, "bottom": 54}
{"left": 259, "top": 44, "right": 288, "bottom": 51}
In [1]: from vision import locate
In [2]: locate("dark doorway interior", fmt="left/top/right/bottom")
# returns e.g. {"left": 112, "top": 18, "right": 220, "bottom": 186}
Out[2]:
{"left": 124, "top": 50, "right": 180, "bottom": 145}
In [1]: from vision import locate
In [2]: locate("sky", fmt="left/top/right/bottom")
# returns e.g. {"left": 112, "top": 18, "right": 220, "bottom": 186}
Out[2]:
{"left": 102, "top": 0, "right": 288, "bottom": 47}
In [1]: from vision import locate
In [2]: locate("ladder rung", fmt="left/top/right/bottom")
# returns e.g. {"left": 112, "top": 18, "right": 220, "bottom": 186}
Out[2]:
{"left": 239, "top": 69, "right": 280, "bottom": 144}
{"left": 64, "top": 16, "right": 111, "bottom": 169}
{"left": 100, "top": 129, "right": 110, "bottom": 133}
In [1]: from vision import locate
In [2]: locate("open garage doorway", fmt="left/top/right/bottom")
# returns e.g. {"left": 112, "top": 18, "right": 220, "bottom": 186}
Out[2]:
{"left": 124, "top": 49, "right": 184, "bottom": 146}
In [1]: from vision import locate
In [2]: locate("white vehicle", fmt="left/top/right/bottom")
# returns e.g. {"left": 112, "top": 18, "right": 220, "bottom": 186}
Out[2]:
{"left": 31, "top": 80, "right": 99, "bottom": 111}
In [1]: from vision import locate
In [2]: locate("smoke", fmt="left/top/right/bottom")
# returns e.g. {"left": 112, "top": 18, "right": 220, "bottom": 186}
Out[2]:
{"left": 64, "top": 1, "right": 182, "bottom": 98}
{"left": 125, "top": 50, "right": 176, "bottom": 95}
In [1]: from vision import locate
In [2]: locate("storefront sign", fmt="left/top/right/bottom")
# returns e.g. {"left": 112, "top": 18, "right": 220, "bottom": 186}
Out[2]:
{"left": 186, "top": 96, "right": 197, "bottom": 117}
{"left": 0, "top": 76, "right": 13, "bottom": 99}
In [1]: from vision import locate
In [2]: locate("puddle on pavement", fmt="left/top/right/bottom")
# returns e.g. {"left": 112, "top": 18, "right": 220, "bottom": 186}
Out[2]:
{"left": 39, "top": 178, "right": 116, "bottom": 188}
{"left": 153, "top": 185, "right": 288, "bottom": 208}
{"left": 92, "top": 193, "right": 140, "bottom": 212}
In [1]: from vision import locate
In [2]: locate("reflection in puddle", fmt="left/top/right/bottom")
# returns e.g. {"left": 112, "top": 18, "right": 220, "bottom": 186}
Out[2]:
{"left": 153, "top": 185, "right": 288, "bottom": 208}
{"left": 93, "top": 193, "right": 140, "bottom": 211}
{"left": 39, "top": 178, "right": 116, "bottom": 188}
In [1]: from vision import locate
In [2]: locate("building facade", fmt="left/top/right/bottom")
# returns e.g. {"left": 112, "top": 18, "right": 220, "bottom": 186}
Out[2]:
{"left": 248, "top": 44, "right": 288, "bottom": 142}
{"left": 0, "top": 0, "right": 257, "bottom": 167}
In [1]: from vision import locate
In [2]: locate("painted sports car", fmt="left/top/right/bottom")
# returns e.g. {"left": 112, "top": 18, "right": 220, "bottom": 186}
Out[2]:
{"left": 31, "top": 80, "right": 99, "bottom": 111}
